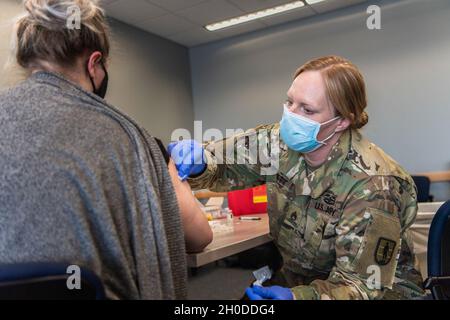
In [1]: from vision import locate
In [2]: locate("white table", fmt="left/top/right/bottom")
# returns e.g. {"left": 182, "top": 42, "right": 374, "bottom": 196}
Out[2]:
{"left": 410, "top": 202, "right": 444, "bottom": 278}
{"left": 187, "top": 213, "right": 271, "bottom": 268}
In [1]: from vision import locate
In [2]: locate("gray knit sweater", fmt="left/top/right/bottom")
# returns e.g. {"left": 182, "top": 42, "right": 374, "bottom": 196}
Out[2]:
{"left": 0, "top": 71, "right": 187, "bottom": 299}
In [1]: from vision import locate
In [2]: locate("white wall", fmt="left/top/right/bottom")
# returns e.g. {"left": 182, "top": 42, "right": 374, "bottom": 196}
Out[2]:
{"left": 190, "top": 0, "right": 450, "bottom": 200}
{"left": 107, "top": 18, "right": 194, "bottom": 144}
{"left": 0, "top": 0, "right": 193, "bottom": 144}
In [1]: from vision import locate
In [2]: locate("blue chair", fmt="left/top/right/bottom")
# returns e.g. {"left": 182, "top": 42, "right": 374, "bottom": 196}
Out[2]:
{"left": 424, "top": 200, "right": 450, "bottom": 300}
{"left": 0, "top": 263, "right": 105, "bottom": 300}
{"left": 412, "top": 176, "right": 434, "bottom": 203}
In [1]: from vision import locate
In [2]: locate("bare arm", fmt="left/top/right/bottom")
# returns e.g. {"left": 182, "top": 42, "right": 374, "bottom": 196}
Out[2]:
{"left": 168, "top": 159, "right": 213, "bottom": 253}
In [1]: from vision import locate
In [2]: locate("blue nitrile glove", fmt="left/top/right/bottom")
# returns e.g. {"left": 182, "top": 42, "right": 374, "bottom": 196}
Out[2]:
{"left": 245, "top": 285, "right": 294, "bottom": 300}
{"left": 168, "top": 140, "right": 206, "bottom": 181}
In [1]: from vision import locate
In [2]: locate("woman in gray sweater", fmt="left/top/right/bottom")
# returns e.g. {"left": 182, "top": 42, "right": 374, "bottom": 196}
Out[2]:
{"left": 0, "top": 0, "right": 212, "bottom": 299}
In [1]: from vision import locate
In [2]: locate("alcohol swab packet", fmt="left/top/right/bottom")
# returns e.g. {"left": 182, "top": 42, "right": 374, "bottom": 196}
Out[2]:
{"left": 252, "top": 266, "right": 272, "bottom": 287}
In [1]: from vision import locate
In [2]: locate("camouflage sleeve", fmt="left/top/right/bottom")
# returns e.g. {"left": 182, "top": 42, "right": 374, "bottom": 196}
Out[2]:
{"left": 291, "top": 176, "right": 418, "bottom": 300}
{"left": 188, "top": 124, "right": 280, "bottom": 192}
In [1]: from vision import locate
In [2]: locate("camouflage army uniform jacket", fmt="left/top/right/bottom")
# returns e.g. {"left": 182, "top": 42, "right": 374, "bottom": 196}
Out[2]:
{"left": 189, "top": 124, "right": 424, "bottom": 300}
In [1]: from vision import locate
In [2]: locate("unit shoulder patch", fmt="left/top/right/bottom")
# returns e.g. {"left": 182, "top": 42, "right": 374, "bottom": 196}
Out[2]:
{"left": 375, "top": 237, "right": 397, "bottom": 266}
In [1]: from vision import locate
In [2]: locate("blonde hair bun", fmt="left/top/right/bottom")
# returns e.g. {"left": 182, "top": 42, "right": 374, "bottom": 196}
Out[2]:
{"left": 22, "top": 0, "right": 99, "bottom": 30}
{"left": 356, "top": 111, "right": 369, "bottom": 129}
{"left": 14, "top": 0, "right": 110, "bottom": 69}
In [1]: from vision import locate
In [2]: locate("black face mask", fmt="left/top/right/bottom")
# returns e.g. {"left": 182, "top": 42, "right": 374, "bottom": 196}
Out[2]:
{"left": 89, "top": 61, "right": 108, "bottom": 99}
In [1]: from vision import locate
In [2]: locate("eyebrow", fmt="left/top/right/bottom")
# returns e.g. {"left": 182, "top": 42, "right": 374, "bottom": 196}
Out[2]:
{"left": 287, "top": 96, "right": 316, "bottom": 109}
{"left": 286, "top": 90, "right": 317, "bottom": 109}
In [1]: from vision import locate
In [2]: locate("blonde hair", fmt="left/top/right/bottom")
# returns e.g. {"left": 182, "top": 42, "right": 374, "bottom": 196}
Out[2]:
{"left": 294, "top": 56, "right": 369, "bottom": 129}
{"left": 13, "top": 0, "right": 110, "bottom": 69}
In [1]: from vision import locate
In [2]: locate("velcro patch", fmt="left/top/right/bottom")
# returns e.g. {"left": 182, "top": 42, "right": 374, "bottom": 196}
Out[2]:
{"left": 375, "top": 238, "right": 397, "bottom": 266}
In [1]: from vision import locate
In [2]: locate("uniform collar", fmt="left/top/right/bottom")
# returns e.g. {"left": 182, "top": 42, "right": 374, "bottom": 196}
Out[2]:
{"left": 295, "top": 129, "right": 352, "bottom": 198}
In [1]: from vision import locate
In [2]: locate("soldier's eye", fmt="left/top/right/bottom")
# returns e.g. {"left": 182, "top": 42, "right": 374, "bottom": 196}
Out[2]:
{"left": 301, "top": 105, "right": 314, "bottom": 115}
{"left": 285, "top": 100, "right": 293, "bottom": 107}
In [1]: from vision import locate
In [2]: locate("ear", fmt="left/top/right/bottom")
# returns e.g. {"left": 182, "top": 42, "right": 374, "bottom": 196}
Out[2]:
{"left": 335, "top": 117, "right": 351, "bottom": 133}
{"left": 86, "top": 51, "right": 103, "bottom": 78}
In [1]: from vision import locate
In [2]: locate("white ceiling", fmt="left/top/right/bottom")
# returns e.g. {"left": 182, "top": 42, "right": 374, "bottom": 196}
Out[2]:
{"left": 101, "top": 0, "right": 368, "bottom": 47}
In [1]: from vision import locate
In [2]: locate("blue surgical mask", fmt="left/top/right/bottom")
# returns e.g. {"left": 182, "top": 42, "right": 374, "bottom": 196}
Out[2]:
{"left": 280, "top": 105, "right": 341, "bottom": 153}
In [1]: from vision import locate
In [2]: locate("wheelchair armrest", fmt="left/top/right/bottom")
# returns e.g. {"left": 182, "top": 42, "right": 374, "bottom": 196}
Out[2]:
{"left": 424, "top": 276, "right": 450, "bottom": 300}
{"left": 424, "top": 276, "right": 450, "bottom": 289}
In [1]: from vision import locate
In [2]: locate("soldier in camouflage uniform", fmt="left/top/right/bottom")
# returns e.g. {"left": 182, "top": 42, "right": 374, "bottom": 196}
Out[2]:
{"left": 171, "top": 56, "right": 425, "bottom": 300}
{"left": 188, "top": 125, "right": 424, "bottom": 300}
